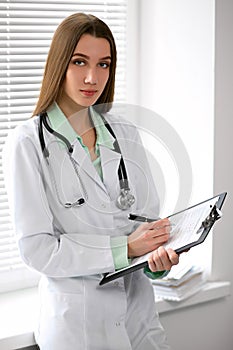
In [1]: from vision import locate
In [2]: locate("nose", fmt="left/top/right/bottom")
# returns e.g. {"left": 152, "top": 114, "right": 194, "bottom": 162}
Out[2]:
{"left": 84, "top": 67, "right": 97, "bottom": 85}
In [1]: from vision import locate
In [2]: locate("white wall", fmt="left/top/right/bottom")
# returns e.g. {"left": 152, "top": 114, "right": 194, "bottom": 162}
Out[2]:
{"left": 136, "top": 0, "right": 233, "bottom": 349}
{"left": 137, "top": 0, "right": 215, "bottom": 271}
{"left": 138, "top": 0, "right": 214, "bottom": 205}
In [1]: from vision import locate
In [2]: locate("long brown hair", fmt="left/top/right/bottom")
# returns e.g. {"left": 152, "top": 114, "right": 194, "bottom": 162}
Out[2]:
{"left": 33, "top": 13, "right": 117, "bottom": 116}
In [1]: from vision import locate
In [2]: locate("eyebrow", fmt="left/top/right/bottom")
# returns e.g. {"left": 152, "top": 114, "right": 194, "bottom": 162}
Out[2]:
{"left": 72, "top": 53, "right": 111, "bottom": 60}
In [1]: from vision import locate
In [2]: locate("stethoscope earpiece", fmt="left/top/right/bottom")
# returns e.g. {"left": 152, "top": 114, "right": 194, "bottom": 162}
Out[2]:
{"left": 65, "top": 198, "right": 85, "bottom": 208}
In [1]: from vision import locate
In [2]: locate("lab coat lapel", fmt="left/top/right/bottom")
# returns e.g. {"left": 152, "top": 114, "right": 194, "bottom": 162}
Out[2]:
{"left": 99, "top": 144, "right": 121, "bottom": 196}
{"left": 71, "top": 139, "right": 107, "bottom": 193}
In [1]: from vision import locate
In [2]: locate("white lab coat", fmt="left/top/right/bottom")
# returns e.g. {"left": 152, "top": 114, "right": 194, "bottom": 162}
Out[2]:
{"left": 4, "top": 112, "right": 170, "bottom": 350}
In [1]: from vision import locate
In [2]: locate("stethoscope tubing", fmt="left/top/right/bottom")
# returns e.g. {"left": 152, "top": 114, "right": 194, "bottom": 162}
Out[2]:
{"left": 38, "top": 110, "right": 135, "bottom": 209}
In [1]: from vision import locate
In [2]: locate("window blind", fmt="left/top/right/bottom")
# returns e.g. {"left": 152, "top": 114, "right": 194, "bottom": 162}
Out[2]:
{"left": 0, "top": 0, "right": 127, "bottom": 292}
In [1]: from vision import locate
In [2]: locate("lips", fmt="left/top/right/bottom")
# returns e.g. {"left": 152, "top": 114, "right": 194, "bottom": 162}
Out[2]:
{"left": 80, "top": 89, "right": 98, "bottom": 97}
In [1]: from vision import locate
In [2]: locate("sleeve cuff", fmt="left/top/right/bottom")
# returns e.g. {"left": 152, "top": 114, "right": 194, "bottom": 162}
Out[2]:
{"left": 144, "top": 266, "right": 170, "bottom": 280}
{"left": 110, "top": 236, "right": 130, "bottom": 270}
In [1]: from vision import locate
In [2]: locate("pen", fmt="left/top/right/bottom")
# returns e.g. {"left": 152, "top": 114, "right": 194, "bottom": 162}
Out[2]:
{"left": 128, "top": 214, "right": 176, "bottom": 229}
{"left": 128, "top": 213, "right": 159, "bottom": 222}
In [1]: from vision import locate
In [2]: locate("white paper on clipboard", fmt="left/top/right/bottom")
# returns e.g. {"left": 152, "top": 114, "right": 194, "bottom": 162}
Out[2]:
{"left": 125, "top": 197, "right": 218, "bottom": 269}
{"left": 164, "top": 197, "right": 218, "bottom": 250}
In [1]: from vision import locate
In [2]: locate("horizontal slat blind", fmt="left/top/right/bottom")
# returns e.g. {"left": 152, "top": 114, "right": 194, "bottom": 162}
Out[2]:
{"left": 0, "top": 0, "right": 127, "bottom": 291}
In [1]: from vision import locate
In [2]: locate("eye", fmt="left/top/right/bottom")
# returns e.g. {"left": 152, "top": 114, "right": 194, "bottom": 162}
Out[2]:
{"left": 73, "top": 60, "right": 85, "bottom": 66}
{"left": 98, "top": 62, "right": 110, "bottom": 69}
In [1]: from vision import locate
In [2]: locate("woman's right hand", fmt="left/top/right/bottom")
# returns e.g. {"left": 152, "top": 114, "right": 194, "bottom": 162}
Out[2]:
{"left": 127, "top": 218, "right": 171, "bottom": 258}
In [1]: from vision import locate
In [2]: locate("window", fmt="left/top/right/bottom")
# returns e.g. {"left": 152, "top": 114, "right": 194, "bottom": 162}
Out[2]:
{"left": 0, "top": 0, "right": 128, "bottom": 292}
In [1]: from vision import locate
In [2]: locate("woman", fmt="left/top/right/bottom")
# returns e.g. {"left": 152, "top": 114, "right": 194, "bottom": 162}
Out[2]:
{"left": 5, "top": 13, "right": 179, "bottom": 349}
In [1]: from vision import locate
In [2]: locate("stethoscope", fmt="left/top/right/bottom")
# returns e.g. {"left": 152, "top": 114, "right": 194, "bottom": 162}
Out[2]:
{"left": 38, "top": 110, "right": 135, "bottom": 210}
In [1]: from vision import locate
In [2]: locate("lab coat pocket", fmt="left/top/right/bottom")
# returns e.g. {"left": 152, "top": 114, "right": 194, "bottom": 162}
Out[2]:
{"left": 37, "top": 291, "right": 86, "bottom": 349}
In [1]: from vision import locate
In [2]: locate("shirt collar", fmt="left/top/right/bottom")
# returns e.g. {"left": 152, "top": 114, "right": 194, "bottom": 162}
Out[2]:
{"left": 47, "top": 102, "right": 77, "bottom": 144}
{"left": 47, "top": 103, "right": 115, "bottom": 150}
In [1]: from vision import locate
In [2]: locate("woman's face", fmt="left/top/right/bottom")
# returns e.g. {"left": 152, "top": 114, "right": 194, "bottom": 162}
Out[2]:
{"left": 58, "top": 34, "right": 111, "bottom": 115}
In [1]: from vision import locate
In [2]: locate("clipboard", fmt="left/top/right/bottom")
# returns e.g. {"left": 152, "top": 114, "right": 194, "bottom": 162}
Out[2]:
{"left": 99, "top": 192, "right": 227, "bottom": 286}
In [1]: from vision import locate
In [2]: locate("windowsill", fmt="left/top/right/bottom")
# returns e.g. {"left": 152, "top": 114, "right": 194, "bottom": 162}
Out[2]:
{"left": 0, "top": 281, "right": 231, "bottom": 350}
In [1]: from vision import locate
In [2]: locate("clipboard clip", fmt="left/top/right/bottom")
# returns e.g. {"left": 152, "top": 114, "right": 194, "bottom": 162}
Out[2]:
{"left": 200, "top": 205, "right": 222, "bottom": 230}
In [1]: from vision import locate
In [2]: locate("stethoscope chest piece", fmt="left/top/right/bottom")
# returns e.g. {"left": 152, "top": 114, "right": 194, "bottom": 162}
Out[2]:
{"left": 116, "top": 189, "right": 135, "bottom": 210}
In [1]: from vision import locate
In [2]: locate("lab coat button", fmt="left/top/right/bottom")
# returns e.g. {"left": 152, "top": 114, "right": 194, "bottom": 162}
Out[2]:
{"left": 114, "top": 281, "right": 119, "bottom": 286}
{"left": 101, "top": 203, "right": 106, "bottom": 208}
{"left": 115, "top": 322, "right": 121, "bottom": 327}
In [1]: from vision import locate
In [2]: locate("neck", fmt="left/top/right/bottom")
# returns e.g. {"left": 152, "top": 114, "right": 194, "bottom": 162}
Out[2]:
{"left": 69, "top": 109, "right": 93, "bottom": 136}
{"left": 56, "top": 101, "right": 93, "bottom": 137}
{"left": 56, "top": 100, "right": 97, "bottom": 160}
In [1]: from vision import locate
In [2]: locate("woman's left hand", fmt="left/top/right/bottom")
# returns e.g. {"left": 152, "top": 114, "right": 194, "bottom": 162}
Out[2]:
{"left": 148, "top": 246, "right": 179, "bottom": 272}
